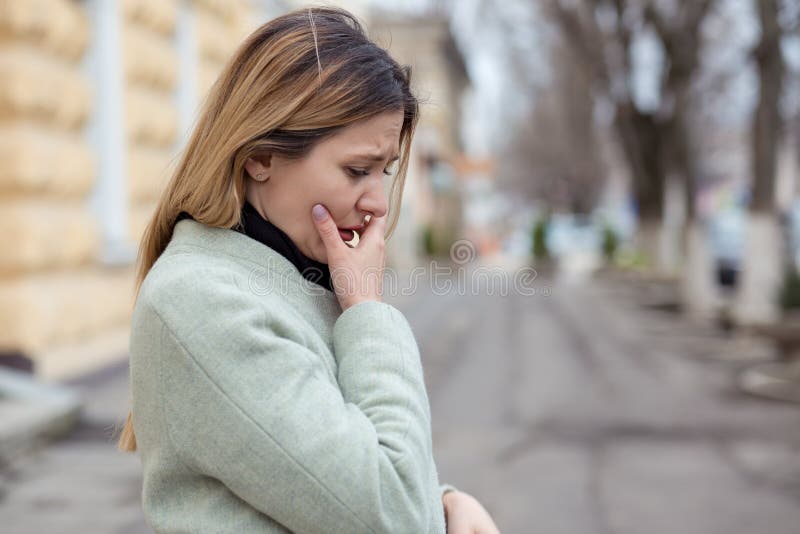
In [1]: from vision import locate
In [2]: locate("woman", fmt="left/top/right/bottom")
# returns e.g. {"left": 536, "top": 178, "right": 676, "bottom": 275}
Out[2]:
{"left": 118, "top": 7, "right": 499, "bottom": 534}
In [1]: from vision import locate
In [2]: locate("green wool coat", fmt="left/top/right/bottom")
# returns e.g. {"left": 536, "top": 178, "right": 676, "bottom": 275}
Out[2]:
{"left": 130, "top": 218, "right": 456, "bottom": 533}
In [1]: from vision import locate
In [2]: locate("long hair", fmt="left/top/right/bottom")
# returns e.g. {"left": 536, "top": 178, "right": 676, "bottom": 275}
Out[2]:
{"left": 117, "top": 6, "right": 419, "bottom": 452}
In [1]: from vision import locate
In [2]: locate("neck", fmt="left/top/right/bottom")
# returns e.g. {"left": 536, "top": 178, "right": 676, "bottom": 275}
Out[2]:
{"left": 244, "top": 183, "right": 270, "bottom": 222}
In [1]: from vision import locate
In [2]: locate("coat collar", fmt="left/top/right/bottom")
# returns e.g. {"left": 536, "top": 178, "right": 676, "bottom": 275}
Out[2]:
{"left": 168, "top": 218, "right": 339, "bottom": 303}
{"left": 234, "top": 201, "right": 333, "bottom": 292}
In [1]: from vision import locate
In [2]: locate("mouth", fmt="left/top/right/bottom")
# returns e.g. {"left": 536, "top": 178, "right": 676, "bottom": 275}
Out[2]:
{"left": 337, "top": 223, "right": 365, "bottom": 244}
{"left": 337, "top": 228, "right": 355, "bottom": 242}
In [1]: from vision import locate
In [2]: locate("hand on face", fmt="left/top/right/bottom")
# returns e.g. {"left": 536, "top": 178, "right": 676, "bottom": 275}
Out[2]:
{"left": 311, "top": 203, "right": 385, "bottom": 311}
{"left": 244, "top": 111, "right": 401, "bottom": 265}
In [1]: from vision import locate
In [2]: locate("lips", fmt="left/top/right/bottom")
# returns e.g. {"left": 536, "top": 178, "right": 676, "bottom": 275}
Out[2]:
{"left": 337, "top": 223, "right": 364, "bottom": 243}
{"left": 338, "top": 228, "right": 355, "bottom": 241}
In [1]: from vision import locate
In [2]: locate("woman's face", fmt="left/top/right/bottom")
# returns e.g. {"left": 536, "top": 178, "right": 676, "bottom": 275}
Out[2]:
{"left": 244, "top": 110, "right": 403, "bottom": 264}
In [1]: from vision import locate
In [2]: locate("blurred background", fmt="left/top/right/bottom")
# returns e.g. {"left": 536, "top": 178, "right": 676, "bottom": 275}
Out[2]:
{"left": 1, "top": 0, "right": 800, "bottom": 532}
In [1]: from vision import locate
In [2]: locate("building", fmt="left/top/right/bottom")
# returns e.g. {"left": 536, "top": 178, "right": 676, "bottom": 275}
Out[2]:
{"left": 0, "top": 0, "right": 259, "bottom": 380}
{"left": 369, "top": 9, "right": 471, "bottom": 265}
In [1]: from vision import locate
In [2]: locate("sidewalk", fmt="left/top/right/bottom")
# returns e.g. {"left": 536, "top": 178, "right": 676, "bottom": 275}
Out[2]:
{"left": 1, "top": 272, "right": 799, "bottom": 533}
{"left": 0, "top": 360, "right": 148, "bottom": 534}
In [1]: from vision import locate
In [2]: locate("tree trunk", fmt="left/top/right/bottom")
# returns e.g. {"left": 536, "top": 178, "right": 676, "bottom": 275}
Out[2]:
{"left": 648, "top": 0, "right": 714, "bottom": 316}
{"left": 663, "top": 174, "right": 687, "bottom": 276}
{"left": 735, "top": 214, "right": 784, "bottom": 324}
{"left": 750, "top": 0, "right": 783, "bottom": 214}
{"left": 615, "top": 103, "right": 673, "bottom": 272}
{"left": 615, "top": 103, "right": 665, "bottom": 222}
{"left": 667, "top": 85, "right": 719, "bottom": 316}
{"left": 734, "top": 0, "right": 785, "bottom": 326}
{"left": 680, "top": 220, "right": 720, "bottom": 319}
{"left": 635, "top": 218, "right": 671, "bottom": 274}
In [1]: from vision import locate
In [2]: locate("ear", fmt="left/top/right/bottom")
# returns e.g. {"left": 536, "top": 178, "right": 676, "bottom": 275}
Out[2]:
{"left": 244, "top": 155, "right": 272, "bottom": 182}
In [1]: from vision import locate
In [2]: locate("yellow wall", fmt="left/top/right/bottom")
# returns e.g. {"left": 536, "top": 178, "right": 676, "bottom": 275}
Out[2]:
{"left": 195, "top": 0, "right": 254, "bottom": 96}
{"left": 122, "top": 0, "right": 180, "bottom": 243}
{"left": 0, "top": 0, "right": 255, "bottom": 381}
{"left": 0, "top": 0, "right": 132, "bottom": 378}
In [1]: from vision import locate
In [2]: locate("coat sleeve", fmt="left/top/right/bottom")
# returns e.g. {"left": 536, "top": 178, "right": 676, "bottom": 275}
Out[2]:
{"left": 145, "top": 283, "right": 442, "bottom": 534}
{"left": 440, "top": 483, "right": 458, "bottom": 497}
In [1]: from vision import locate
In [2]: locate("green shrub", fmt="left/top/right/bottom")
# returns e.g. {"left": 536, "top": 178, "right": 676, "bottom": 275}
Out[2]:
{"left": 421, "top": 223, "right": 436, "bottom": 257}
{"left": 531, "top": 218, "right": 549, "bottom": 260}
{"left": 779, "top": 266, "right": 800, "bottom": 311}
{"left": 601, "top": 224, "right": 619, "bottom": 262}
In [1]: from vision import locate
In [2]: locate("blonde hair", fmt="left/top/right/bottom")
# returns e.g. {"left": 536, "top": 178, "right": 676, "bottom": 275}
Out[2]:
{"left": 117, "top": 6, "right": 419, "bottom": 452}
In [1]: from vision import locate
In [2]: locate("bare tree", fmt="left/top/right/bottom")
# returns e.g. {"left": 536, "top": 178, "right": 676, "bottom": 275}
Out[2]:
{"left": 734, "top": 0, "right": 787, "bottom": 324}
{"left": 499, "top": 37, "right": 605, "bottom": 215}
{"left": 751, "top": 0, "right": 785, "bottom": 214}
{"left": 546, "top": 0, "right": 714, "bottom": 269}
{"left": 647, "top": 1, "right": 715, "bottom": 219}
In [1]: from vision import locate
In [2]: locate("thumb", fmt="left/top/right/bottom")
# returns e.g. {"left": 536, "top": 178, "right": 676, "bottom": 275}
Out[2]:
{"left": 311, "top": 204, "right": 345, "bottom": 253}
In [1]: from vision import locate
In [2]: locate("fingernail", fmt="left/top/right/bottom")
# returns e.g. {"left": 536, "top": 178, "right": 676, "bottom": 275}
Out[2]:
{"left": 312, "top": 204, "right": 326, "bottom": 221}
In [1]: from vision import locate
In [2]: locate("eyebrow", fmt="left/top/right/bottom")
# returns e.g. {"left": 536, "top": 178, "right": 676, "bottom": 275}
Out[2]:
{"left": 348, "top": 152, "right": 400, "bottom": 162}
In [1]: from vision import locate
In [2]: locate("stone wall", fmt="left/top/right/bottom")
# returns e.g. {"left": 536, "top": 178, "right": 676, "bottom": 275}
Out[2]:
{"left": 0, "top": 0, "right": 256, "bottom": 380}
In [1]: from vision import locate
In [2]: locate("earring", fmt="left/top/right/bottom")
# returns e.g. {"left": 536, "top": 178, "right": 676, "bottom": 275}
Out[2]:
{"left": 255, "top": 173, "right": 268, "bottom": 182}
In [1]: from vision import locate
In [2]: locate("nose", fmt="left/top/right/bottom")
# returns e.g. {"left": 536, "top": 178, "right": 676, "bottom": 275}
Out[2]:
{"left": 356, "top": 177, "right": 388, "bottom": 219}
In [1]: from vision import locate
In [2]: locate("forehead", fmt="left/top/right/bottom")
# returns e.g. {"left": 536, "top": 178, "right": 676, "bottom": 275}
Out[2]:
{"left": 323, "top": 111, "right": 404, "bottom": 154}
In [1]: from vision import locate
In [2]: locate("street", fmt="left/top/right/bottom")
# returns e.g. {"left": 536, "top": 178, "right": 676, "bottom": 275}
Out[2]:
{"left": 1, "top": 269, "right": 800, "bottom": 533}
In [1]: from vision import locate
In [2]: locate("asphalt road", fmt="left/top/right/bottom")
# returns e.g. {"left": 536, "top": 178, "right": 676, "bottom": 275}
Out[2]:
{"left": 1, "top": 268, "right": 799, "bottom": 533}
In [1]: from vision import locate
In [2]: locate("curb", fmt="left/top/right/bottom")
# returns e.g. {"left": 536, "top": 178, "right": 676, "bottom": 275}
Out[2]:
{"left": 0, "top": 368, "right": 83, "bottom": 465}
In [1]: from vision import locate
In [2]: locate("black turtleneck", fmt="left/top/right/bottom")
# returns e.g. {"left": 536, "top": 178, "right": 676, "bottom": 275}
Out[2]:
{"left": 175, "top": 203, "right": 333, "bottom": 292}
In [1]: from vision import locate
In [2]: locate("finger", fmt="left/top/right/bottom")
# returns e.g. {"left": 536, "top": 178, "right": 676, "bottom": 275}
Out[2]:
{"left": 311, "top": 204, "right": 347, "bottom": 253}
{"left": 358, "top": 213, "right": 386, "bottom": 244}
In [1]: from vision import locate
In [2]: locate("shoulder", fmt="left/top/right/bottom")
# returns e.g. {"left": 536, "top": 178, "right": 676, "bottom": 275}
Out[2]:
{"left": 140, "top": 247, "right": 244, "bottom": 306}
{"left": 139, "top": 220, "right": 311, "bottom": 310}
{"left": 134, "top": 246, "right": 294, "bottom": 343}
{"left": 131, "top": 263, "right": 313, "bottom": 383}
{"left": 131, "top": 221, "right": 331, "bottom": 352}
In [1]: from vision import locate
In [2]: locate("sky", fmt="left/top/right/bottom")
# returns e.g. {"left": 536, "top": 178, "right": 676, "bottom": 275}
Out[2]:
{"left": 366, "top": 0, "right": 799, "bottom": 161}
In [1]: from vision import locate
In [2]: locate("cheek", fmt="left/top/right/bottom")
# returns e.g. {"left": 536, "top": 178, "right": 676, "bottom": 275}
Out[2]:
{"left": 294, "top": 163, "right": 358, "bottom": 225}
{"left": 329, "top": 186, "right": 362, "bottom": 215}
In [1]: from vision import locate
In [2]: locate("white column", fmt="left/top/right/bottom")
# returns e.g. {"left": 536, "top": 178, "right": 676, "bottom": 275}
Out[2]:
{"left": 85, "top": 0, "right": 135, "bottom": 264}
{"left": 175, "top": 0, "right": 199, "bottom": 149}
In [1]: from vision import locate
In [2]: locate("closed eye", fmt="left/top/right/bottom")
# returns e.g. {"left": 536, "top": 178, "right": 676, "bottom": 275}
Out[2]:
{"left": 347, "top": 167, "right": 395, "bottom": 177}
{"left": 346, "top": 167, "right": 369, "bottom": 177}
